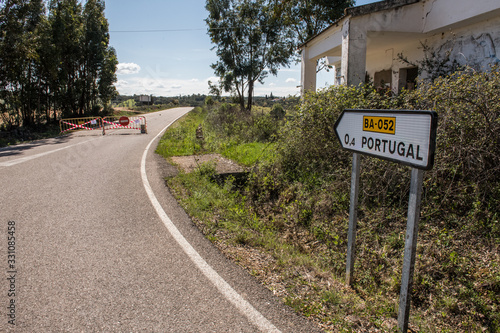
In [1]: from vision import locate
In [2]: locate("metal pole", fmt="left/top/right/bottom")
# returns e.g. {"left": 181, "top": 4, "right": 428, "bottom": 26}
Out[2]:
{"left": 346, "top": 152, "right": 361, "bottom": 286}
{"left": 398, "top": 168, "right": 424, "bottom": 332}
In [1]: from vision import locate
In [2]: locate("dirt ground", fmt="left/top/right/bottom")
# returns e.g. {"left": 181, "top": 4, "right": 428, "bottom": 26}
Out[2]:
{"left": 113, "top": 107, "right": 143, "bottom": 114}
{"left": 170, "top": 154, "right": 246, "bottom": 174}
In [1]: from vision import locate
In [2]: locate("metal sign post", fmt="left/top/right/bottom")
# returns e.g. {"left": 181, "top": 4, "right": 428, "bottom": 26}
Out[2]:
{"left": 346, "top": 152, "right": 361, "bottom": 286}
{"left": 398, "top": 167, "right": 424, "bottom": 331}
{"left": 334, "top": 109, "right": 437, "bottom": 332}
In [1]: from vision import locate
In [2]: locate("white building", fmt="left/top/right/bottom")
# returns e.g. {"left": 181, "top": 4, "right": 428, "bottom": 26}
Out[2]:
{"left": 300, "top": 0, "right": 500, "bottom": 95}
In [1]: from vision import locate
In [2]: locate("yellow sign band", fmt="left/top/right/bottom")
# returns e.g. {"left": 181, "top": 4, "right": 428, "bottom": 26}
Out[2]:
{"left": 363, "top": 116, "right": 396, "bottom": 135}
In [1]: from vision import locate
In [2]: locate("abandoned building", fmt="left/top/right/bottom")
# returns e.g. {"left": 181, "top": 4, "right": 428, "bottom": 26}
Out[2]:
{"left": 299, "top": 0, "right": 500, "bottom": 95}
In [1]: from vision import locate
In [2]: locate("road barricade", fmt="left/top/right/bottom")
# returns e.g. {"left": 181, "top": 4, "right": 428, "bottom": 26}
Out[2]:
{"left": 60, "top": 117, "right": 104, "bottom": 135}
{"left": 102, "top": 116, "right": 147, "bottom": 134}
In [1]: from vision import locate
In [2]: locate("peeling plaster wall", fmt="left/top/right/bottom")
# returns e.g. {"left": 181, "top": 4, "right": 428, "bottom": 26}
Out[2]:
{"left": 365, "top": 9, "right": 500, "bottom": 91}
{"left": 426, "top": 17, "right": 500, "bottom": 71}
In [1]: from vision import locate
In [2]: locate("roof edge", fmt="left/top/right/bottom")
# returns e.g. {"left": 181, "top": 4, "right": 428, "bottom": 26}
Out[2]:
{"left": 346, "top": 0, "right": 421, "bottom": 17}
{"left": 299, "top": 0, "right": 422, "bottom": 49}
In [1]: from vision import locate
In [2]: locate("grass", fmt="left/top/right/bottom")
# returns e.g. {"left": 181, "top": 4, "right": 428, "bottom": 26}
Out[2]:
{"left": 167, "top": 166, "right": 262, "bottom": 246}
{"left": 156, "top": 105, "right": 277, "bottom": 167}
{"left": 155, "top": 106, "right": 207, "bottom": 157}
{"left": 221, "top": 141, "right": 275, "bottom": 167}
{"left": 155, "top": 105, "right": 391, "bottom": 331}
{"left": 114, "top": 110, "right": 140, "bottom": 116}
{"left": 115, "top": 98, "right": 136, "bottom": 108}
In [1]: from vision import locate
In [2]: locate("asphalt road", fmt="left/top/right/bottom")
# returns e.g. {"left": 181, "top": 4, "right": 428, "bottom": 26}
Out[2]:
{"left": 0, "top": 108, "right": 322, "bottom": 332}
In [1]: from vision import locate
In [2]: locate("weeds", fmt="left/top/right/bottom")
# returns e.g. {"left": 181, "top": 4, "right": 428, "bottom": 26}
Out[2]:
{"left": 159, "top": 68, "right": 499, "bottom": 332}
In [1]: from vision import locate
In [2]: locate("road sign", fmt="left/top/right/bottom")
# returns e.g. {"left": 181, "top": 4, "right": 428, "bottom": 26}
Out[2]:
{"left": 334, "top": 109, "right": 438, "bottom": 170}
{"left": 119, "top": 116, "right": 130, "bottom": 127}
{"left": 335, "top": 109, "right": 438, "bottom": 332}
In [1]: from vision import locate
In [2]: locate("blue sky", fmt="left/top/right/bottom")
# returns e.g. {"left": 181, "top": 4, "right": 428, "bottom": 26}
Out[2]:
{"left": 105, "top": 0, "right": 377, "bottom": 97}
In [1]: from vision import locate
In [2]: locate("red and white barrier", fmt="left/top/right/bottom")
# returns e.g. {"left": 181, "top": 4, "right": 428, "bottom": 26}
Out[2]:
{"left": 60, "top": 117, "right": 104, "bottom": 134}
{"left": 102, "top": 116, "right": 147, "bottom": 134}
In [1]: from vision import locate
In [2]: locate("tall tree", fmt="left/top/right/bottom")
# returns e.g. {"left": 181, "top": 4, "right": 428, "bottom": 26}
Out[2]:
{"left": 82, "top": 0, "right": 114, "bottom": 114}
{"left": 49, "top": 0, "right": 84, "bottom": 117}
{"left": 0, "top": 0, "right": 25, "bottom": 127}
{"left": 37, "top": 11, "right": 59, "bottom": 122}
{"left": 98, "top": 46, "right": 118, "bottom": 113}
{"left": 272, "top": 0, "right": 354, "bottom": 44}
{"left": 0, "top": 0, "right": 45, "bottom": 127}
{"left": 206, "top": 0, "right": 294, "bottom": 111}
{"left": 0, "top": 0, "right": 117, "bottom": 127}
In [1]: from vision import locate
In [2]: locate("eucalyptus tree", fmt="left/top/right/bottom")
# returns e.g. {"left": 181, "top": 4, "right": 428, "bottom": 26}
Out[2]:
{"left": 206, "top": 0, "right": 294, "bottom": 111}
{"left": 0, "top": 0, "right": 45, "bottom": 127}
{"left": 49, "top": 0, "right": 84, "bottom": 117}
{"left": 97, "top": 46, "right": 118, "bottom": 113}
{"left": 272, "top": 0, "right": 354, "bottom": 44}
{"left": 0, "top": 0, "right": 116, "bottom": 126}
{"left": 82, "top": 0, "right": 117, "bottom": 114}
{"left": 48, "top": 0, "right": 116, "bottom": 117}
{"left": 0, "top": 0, "right": 24, "bottom": 127}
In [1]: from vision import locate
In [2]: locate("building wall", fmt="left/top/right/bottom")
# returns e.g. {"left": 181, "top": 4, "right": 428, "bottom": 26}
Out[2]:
{"left": 365, "top": 10, "right": 500, "bottom": 92}
{"left": 301, "top": 0, "right": 500, "bottom": 95}
{"left": 422, "top": 0, "right": 500, "bottom": 33}
{"left": 425, "top": 17, "right": 500, "bottom": 71}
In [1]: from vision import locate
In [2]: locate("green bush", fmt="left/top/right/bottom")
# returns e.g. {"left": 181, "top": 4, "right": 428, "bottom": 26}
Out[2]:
{"left": 244, "top": 68, "right": 499, "bottom": 331}
{"left": 270, "top": 103, "right": 285, "bottom": 119}
{"left": 161, "top": 68, "right": 499, "bottom": 332}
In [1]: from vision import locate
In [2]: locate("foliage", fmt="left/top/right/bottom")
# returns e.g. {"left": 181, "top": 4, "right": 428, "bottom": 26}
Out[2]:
{"left": 247, "top": 68, "right": 499, "bottom": 331}
{"left": 204, "top": 102, "right": 281, "bottom": 148}
{"left": 112, "top": 94, "right": 209, "bottom": 109}
{"left": 271, "top": 0, "right": 354, "bottom": 44}
{"left": 161, "top": 68, "right": 499, "bottom": 332}
{"left": 205, "top": 0, "right": 294, "bottom": 112}
{"left": 270, "top": 103, "right": 285, "bottom": 119}
{"left": 398, "top": 41, "right": 461, "bottom": 82}
{"left": 0, "top": 0, "right": 117, "bottom": 130}
{"left": 0, "top": 122, "right": 60, "bottom": 147}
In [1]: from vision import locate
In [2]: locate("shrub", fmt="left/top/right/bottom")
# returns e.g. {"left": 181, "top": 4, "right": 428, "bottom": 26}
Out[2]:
{"left": 244, "top": 68, "right": 499, "bottom": 331}
{"left": 205, "top": 103, "right": 281, "bottom": 145}
{"left": 270, "top": 103, "right": 285, "bottom": 120}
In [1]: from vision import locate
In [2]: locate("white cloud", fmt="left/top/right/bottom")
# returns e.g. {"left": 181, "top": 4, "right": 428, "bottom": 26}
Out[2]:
{"left": 117, "top": 63, "right": 141, "bottom": 75}
{"left": 114, "top": 76, "right": 212, "bottom": 96}
{"left": 113, "top": 69, "right": 302, "bottom": 97}
{"left": 206, "top": 76, "right": 220, "bottom": 83}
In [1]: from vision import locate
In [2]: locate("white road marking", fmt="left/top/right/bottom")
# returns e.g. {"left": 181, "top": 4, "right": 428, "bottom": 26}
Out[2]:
{"left": 0, "top": 139, "right": 96, "bottom": 167}
{"left": 140, "top": 111, "right": 281, "bottom": 333}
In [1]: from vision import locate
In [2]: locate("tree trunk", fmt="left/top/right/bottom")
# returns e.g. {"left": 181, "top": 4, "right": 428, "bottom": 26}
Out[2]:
{"left": 246, "top": 79, "right": 253, "bottom": 112}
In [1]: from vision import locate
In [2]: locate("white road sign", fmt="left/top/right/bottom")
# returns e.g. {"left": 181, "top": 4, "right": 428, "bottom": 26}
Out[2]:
{"left": 334, "top": 109, "right": 438, "bottom": 170}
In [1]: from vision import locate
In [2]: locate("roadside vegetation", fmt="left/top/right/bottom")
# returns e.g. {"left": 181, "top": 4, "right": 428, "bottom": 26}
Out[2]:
{"left": 157, "top": 69, "right": 499, "bottom": 332}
